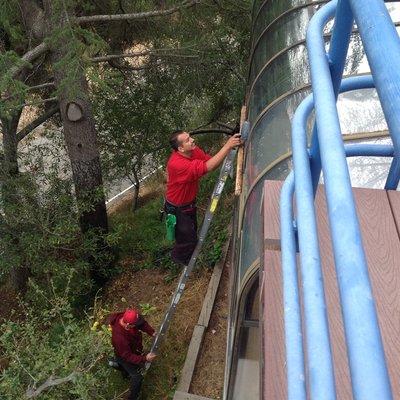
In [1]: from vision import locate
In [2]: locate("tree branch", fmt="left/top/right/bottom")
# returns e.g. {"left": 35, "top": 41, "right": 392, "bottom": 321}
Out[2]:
{"left": 1, "top": 82, "right": 55, "bottom": 102}
{"left": 17, "top": 105, "right": 59, "bottom": 142}
{"left": 10, "top": 42, "right": 49, "bottom": 78}
{"left": 190, "top": 128, "right": 233, "bottom": 135}
{"left": 216, "top": 121, "right": 234, "bottom": 130}
{"left": 25, "top": 372, "right": 77, "bottom": 399}
{"left": 76, "top": 0, "right": 201, "bottom": 24}
{"left": 20, "top": 97, "right": 58, "bottom": 108}
{"left": 90, "top": 50, "right": 198, "bottom": 63}
{"left": 27, "top": 82, "right": 55, "bottom": 91}
{"left": 8, "top": 1, "right": 201, "bottom": 77}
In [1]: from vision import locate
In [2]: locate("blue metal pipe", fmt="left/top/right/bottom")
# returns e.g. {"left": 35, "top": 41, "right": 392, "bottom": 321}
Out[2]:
{"left": 348, "top": 0, "right": 400, "bottom": 190}
{"left": 282, "top": 74, "right": 392, "bottom": 399}
{"left": 291, "top": 92, "right": 337, "bottom": 400}
{"left": 306, "top": 1, "right": 393, "bottom": 398}
{"left": 345, "top": 144, "right": 394, "bottom": 158}
{"left": 310, "top": 0, "right": 354, "bottom": 190}
{"left": 280, "top": 173, "right": 306, "bottom": 400}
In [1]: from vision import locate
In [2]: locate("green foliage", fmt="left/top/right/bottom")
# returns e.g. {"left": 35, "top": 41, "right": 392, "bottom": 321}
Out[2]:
{"left": 139, "top": 302, "right": 157, "bottom": 316}
{"left": 0, "top": 0, "right": 25, "bottom": 45}
{"left": 91, "top": 0, "right": 251, "bottom": 191}
{"left": 0, "top": 1, "right": 249, "bottom": 396}
{"left": 0, "top": 287, "right": 119, "bottom": 400}
{"left": 0, "top": 136, "right": 121, "bottom": 301}
{"left": 49, "top": 24, "right": 107, "bottom": 101}
{"left": 110, "top": 196, "right": 170, "bottom": 268}
{"left": 0, "top": 51, "right": 29, "bottom": 119}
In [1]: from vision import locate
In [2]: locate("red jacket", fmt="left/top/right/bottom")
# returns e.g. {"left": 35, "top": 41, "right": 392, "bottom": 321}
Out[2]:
{"left": 109, "top": 312, "right": 155, "bottom": 365}
{"left": 166, "top": 146, "right": 211, "bottom": 205}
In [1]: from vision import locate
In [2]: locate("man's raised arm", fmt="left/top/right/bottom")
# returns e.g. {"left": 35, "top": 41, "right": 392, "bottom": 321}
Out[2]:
{"left": 206, "top": 134, "right": 242, "bottom": 172}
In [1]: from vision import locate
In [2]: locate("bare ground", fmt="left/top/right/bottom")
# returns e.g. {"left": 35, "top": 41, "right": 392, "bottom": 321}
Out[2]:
{"left": 189, "top": 259, "right": 230, "bottom": 399}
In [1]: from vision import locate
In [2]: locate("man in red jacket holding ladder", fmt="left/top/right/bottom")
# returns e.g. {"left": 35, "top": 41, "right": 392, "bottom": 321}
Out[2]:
{"left": 110, "top": 309, "right": 156, "bottom": 400}
{"left": 165, "top": 130, "right": 242, "bottom": 265}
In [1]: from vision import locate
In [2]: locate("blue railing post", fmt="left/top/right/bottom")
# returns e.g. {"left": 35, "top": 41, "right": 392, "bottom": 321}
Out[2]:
{"left": 291, "top": 94, "right": 337, "bottom": 400}
{"left": 348, "top": 0, "right": 400, "bottom": 189}
{"left": 306, "top": 1, "right": 393, "bottom": 398}
{"left": 309, "top": 0, "right": 354, "bottom": 192}
{"left": 280, "top": 173, "right": 306, "bottom": 400}
{"left": 282, "top": 74, "right": 394, "bottom": 400}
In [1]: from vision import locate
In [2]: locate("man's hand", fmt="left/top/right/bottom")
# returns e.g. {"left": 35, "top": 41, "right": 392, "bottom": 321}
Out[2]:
{"left": 152, "top": 332, "right": 157, "bottom": 337}
{"left": 206, "top": 133, "right": 243, "bottom": 172}
{"left": 226, "top": 133, "right": 242, "bottom": 149}
{"left": 146, "top": 352, "right": 157, "bottom": 362}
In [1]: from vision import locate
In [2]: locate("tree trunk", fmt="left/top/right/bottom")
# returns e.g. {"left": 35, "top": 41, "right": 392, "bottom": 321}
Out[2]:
{"left": 43, "top": 1, "right": 111, "bottom": 284}
{"left": 43, "top": 6, "right": 108, "bottom": 235}
{"left": 55, "top": 90, "right": 109, "bottom": 234}
{"left": 1, "top": 108, "right": 31, "bottom": 293}
{"left": 1, "top": 109, "right": 21, "bottom": 176}
{"left": 132, "top": 182, "right": 140, "bottom": 212}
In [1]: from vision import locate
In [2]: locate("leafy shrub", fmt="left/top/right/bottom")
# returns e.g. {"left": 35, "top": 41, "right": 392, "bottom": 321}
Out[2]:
{"left": 0, "top": 287, "right": 120, "bottom": 400}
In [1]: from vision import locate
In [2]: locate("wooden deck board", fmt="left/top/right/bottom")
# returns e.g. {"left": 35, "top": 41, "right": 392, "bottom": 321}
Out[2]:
{"left": 263, "top": 181, "right": 400, "bottom": 399}
{"left": 262, "top": 249, "right": 287, "bottom": 400}
{"left": 263, "top": 180, "right": 283, "bottom": 251}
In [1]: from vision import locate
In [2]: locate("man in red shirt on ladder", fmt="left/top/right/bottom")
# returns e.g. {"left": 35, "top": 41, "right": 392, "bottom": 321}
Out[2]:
{"left": 165, "top": 130, "right": 241, "bottom": 265}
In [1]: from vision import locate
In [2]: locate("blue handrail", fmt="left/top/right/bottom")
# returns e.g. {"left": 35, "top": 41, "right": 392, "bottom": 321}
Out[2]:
{"left": 280, "top": 0, "right": 399, "bottom": 397}
{"left": 280, "top": 173, "right": 306, "bottom": 400}
{"left": 307, "top": 1, "right": 393, "bottom": 396}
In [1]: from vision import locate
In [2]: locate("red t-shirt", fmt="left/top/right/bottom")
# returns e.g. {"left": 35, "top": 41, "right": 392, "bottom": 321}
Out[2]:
{"left": 166, "top": 146, "right": 212, "bottom": 205}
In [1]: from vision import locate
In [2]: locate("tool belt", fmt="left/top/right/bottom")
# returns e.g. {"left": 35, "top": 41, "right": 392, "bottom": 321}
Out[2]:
{"left": 164, "top": 199, "right": 196, "bottom": 215}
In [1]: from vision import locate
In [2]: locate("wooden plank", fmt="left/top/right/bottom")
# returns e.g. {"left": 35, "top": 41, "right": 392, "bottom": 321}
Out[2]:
{"left": 387, "top": 190, "right": 400, "bottom": 236}
{"left": 315, "top": 186, "right": 400, "bottom": 398}
{"left": 177, "top": 325, "right": 206, "bottom": 393}
{"left": 262, "top": 249, "right": 287, "bottom": 400}
{"left": 197, "top": 237, "right": 230, "bottom": 327}
{"left": 175, "top": 232, "right": 231, "bottom": 396}
{"left": 355, "top": 188, "right": 400, "bottom": 397}
{"left": 173, "top": 390, "right": 215, "bottom": 400}
{"left": 197, "top": 261, "right": 224, "bottom": 327}
{"left": 235, "top": 105, "right": 247, "bottom": 196}
{"left": 263, "top": 180, "right": 283, "bottom": 250}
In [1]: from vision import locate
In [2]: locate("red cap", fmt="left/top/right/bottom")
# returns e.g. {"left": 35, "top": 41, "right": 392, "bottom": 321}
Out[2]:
{"left": 122, "top": 309, "right": 139, "bottom": 325}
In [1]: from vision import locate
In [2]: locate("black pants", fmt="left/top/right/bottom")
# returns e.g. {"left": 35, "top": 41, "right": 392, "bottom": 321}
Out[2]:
{"left": 165, "top": 201, "right": 197, "bottom": 265}
{"left": 116, "top": 358, "right": 143, "bottom": 400}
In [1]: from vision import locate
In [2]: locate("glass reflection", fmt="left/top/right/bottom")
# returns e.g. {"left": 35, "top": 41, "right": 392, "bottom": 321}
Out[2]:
{"left": 253, "top": 0, "right": 326, "bottom": 47}
{"left": 240, "top": 181, "right": 263, "bottom": 279}
{"left": 248, "top": 44, "right": 309, "bottom": 123}
{"left": 245, "top": 90, "right": 310, "bottom": 195}
{"left": 347, "top": 137, "right": 393, "bottom": 189}
{"left": 250, "top": 4, "right": 328, "bottom": 84}
{"left": 231, "top": 279, "right": 260, "bottom": 400}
